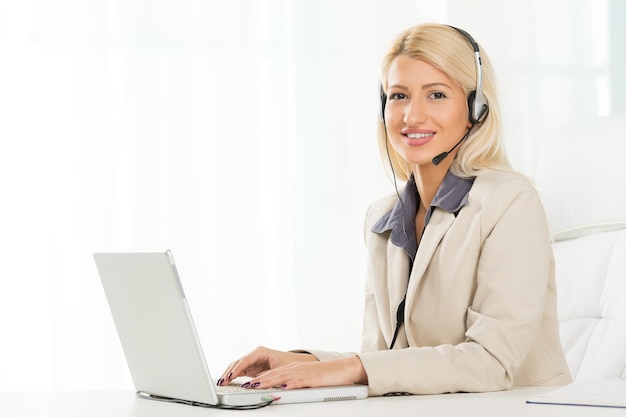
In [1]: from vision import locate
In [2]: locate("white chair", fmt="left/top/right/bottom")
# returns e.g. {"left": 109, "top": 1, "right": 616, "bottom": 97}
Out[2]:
{"left": 535, "top": 113, "right": 626, "bottom": 380}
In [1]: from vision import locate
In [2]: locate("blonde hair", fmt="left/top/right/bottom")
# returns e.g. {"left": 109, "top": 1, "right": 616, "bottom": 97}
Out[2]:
{"left": 378, "top": 23, "right": 513, "bottom": 181}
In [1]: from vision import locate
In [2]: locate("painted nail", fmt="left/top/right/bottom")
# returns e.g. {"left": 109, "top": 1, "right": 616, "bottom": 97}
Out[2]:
{"left": 250, "top": 382, "right": 261, "bottom": 388}
{"left": 279, "top": 384, "right": 288, "bottom": 389}
{"left": 227, "top": 372, "right": 233, "bottom": 380}
{"left": 241, "top": 381, "right": 251, "bottom": 388}
{"left": 217, "top": 378, "right": 224, "bottom": 386}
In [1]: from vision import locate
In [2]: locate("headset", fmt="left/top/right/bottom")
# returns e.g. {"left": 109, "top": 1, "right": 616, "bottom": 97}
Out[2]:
{"left": 379, "top": 25, "right": 489, "bottom": 126}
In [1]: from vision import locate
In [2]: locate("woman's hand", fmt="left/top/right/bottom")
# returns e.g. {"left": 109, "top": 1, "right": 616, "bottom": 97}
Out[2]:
{"left": 217, "top": 346, "right": 368, "bottom": 390}
{"left": 240, "top": 355, "right": 368, "bottom": 390}
{"left": 217, "top": 346, "right": 317, "bottom": 386}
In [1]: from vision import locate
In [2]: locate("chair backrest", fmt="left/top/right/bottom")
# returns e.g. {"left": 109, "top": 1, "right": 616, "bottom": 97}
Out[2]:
{"left": 535, "top": 113, "right": 626, "bottom": 380}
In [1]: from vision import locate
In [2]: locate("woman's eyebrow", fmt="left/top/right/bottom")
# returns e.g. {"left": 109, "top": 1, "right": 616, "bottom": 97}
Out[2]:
{"left": 422, "top": 82, "right": 452, "bottom": 90}
{"left": 387, "top": 82, "right": 453, "bottom": 91}
{"left": 387, "top": 84, "right": 408, "bottom": 91}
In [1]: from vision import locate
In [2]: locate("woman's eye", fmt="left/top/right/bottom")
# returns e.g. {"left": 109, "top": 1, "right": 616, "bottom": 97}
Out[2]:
{"left": 389, "top": 92, "right": 407, "bottom": 101}
{"left": 429, "top": 92, "right": 447, "bottom": 100}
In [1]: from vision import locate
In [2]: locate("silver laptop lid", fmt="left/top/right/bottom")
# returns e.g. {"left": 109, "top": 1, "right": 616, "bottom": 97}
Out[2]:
{"left": 94, "top": 250, "right": 219, "bottom": 405}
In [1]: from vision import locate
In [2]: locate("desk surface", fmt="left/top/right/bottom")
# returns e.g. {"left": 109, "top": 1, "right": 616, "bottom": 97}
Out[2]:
{"left": 1, "top": 387, "right": 624, "bottom": 417}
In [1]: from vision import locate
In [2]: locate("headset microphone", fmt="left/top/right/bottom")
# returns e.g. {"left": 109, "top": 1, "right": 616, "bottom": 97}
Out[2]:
{"left": 431, "top": 123, "right": 476, "bottom": 166}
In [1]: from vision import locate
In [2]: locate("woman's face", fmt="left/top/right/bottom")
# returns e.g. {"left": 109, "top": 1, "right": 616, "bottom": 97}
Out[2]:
{"left": 384, "top": 55, "right": 471, "bottom": 168}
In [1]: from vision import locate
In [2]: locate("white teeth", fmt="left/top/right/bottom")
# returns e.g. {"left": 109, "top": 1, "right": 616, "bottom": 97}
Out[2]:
{"left": 406, "top": 132, "right": 434, "bottom": 139}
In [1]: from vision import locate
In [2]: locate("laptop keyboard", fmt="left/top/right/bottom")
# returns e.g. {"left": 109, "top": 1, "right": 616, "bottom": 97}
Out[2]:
{"left": 215, "top": 381, "right": 275, "bottom": 394}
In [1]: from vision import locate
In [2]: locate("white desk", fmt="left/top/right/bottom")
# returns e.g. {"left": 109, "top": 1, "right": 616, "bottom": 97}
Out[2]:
{"left": 1, "top": 388, "right": 623, "bottom": 417}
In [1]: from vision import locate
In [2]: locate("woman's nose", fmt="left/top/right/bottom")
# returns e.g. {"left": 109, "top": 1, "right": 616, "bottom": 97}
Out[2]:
{"left": 403, "top": 100, "right": 425, "bottom": 125}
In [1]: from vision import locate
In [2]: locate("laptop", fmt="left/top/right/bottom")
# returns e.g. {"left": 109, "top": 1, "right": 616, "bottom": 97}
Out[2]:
{"left": 93, "top": 250, "right": 368, "bottom": 408}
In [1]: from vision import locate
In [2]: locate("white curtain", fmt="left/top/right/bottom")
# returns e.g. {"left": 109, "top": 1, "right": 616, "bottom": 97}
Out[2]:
{"left": 0, "top": 0, "right": 619, "bottom": 390}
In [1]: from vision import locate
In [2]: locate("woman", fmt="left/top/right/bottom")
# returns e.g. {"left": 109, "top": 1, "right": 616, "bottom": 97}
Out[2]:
{"left": 217, "top": 23, "right": 572, "bottom": 396}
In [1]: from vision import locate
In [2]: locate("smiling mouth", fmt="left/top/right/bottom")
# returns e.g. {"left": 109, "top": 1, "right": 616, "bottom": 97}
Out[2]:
{"left": 405, "top": 132, "right": 435, "bottom": 139}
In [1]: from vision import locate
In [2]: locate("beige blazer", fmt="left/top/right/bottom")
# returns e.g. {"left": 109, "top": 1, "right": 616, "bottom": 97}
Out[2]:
{"left": 310, "top": 170, "right": 572, "bottom": 396}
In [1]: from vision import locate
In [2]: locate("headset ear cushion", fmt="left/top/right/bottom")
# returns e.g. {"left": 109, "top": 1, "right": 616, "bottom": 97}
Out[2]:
{"left": 379, "top": 83, "right": 387, "bottom": 122}
{"left": 467, "top": 90, "right": 477, "bottom": 124}
{"left": 467, "top": 90, "right": 489, "bottom": 124}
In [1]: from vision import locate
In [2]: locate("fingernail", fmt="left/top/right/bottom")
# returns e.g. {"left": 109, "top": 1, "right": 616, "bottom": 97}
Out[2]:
{"left": 217, "top": 378, "right": 224, "bottom": 386}
{"left": 250, "top": 382, "right": 261, "bottom": 388}
{"left": 227, "top": 372, "right": 233, "bottom": 380}
{"left": 241, "top": 381, "right": 251, "bottom": 388}
{"left": 279, "top": 384, "right": 287, "bottom": 389}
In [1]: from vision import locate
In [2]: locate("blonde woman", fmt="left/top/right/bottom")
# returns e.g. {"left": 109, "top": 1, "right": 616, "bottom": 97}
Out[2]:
{"left": 218, "top": 23, "right": 572, "bottom": 396}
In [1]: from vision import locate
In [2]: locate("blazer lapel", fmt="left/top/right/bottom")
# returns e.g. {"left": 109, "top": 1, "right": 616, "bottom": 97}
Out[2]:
{"left": 385, "top": 243, "right": 411, "bottom": 322}
{"left": 405, "top": 210, "right": 456, "bottom": 306}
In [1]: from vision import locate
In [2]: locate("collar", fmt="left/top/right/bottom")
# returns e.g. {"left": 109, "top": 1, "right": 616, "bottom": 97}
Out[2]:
{"left": 371, "top": 170, "right": 475, "bottom": 261}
